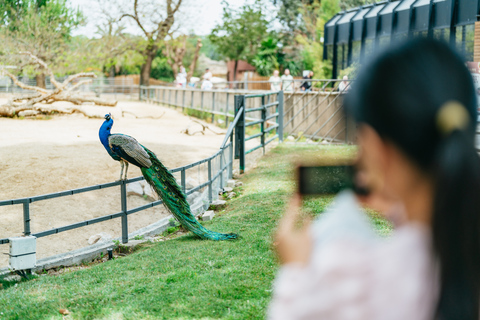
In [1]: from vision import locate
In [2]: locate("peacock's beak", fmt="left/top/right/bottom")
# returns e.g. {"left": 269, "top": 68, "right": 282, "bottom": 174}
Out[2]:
{"left": 104, "top": 113, "right": 111, "bottom": 120}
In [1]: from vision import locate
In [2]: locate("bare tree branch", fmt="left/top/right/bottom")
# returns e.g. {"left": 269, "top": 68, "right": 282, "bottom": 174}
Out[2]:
{"left": 0, "top": 69, "right": 49, "bottom": 94}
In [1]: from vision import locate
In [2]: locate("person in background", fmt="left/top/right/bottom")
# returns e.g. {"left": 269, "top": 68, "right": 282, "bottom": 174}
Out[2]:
{"left": 203, "top": 68, "right": 213, "bottom": 81}
{"left": 201, "top": 67, "right": 213, "bottom": 90}
{"left": 300, "top": 71, "right": 314, "bottom": 92}
{"left": 269, "top": 38, "right": 480, "bottom": 320}
{"left": 269, "top": 70, "right": 282, "bottom": 92}
{"left": 338, "top": 75, "right": 350, "bottom": 92}
{"left": 281, "top": 69, "right": 294, "bottom": 93}
{"left": 176, "top": 66, "right": 187, "bottom": 88}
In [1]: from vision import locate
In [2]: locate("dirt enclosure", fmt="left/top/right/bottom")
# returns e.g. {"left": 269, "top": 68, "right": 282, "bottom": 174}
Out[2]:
{"left": 0, "top": 100, "right": 228, "bottom": 268}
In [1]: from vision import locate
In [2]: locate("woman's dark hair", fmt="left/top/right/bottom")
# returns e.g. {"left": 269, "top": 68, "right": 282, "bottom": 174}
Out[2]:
{"left": 345, "top": 38, "right": 480, "bottom": 319}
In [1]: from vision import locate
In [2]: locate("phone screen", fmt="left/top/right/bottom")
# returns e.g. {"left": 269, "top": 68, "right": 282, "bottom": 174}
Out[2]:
{"left": 298, "top": 165, "right": 354, "bottom": 195}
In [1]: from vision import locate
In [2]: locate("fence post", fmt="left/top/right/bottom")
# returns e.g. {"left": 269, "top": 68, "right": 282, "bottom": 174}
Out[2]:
{"left": 219, "top": 152, "right": 224, "bottom": 190}
{"left": 229, "top": 133, "right": 234, "bottom": 179}
{"left": 23, "top": 202, "right": 31, "bottom": 236}
{"left": 208, "top": 159, "right": 213, "bottom": 203}
{"left": 226, "top": 92, "right": 230, "bottom": 128}
{"left": 234, "top": 95, "right": 246, "bottom": 173}
{"left": 191, "top": 90, "right": 194, "bottom": 109}
{"left": 261, "top": 95, "right": 266, "bottom": 154}
{"left": 201, "top": 91, "right": 204, "bottom": 110}
{"left": 121, "top": 181, "right": 128, "bottom": 244}
{"left": 182, "top": 89, "right": 186, "bottom": 112}
{"left": 277, "top": 91, "right": 284, "bottom": 142}
{"left": 181, "top": 168, "right": 186, "bottom": 194}
{"left": 175, "top": 89, "right": 178, "bottom": 106}
{"left": 139, "top": 86, "right": 143, "bottom": 101}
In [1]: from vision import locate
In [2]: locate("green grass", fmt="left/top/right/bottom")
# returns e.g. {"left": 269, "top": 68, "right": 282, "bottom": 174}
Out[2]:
{"left": 0, "top": 144, "right": 392, "bottom": 319}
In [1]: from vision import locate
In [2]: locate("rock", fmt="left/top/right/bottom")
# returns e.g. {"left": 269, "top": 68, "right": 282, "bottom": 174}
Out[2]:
{"left": 227, "top": 192, "right": 236, "bottom": 199}
{"left": 186, "top": 191, "right": 201, "bottom": 205}
{"left": 126, "top": 182, "right": 143, "bottom": 197}
{"left": 321, "top": 140, "right": 329, "bottom": 144}
{"left": 201, "top": 210, "right": 215, "bottom": 221}
{"left": 88, "top": 232, "right": 112, "bottom": 245}
{"left": 227, "top": 180, "right": 236, "bottom": 188}
{"left": 223, "top": 187, "right": 233, "bottom": 193}
{"left": 306, "top": 138, "right": 315, "bottom": 144}
{"left": 186, "top": 177, "right": 198, "bottom": 190}
{"left": 286, "top": 135, "right": 295, "bottom": 141}
{"left": 18, "top": 110, "right": 39, "bottom": 117}
{"left": 88, "top": 234, "right": 101, "bottom": 245}
{"left": 210, "top": 199, "right": 226, "bottom": 209}
{"left": 235, "top": 181, "right": 243, "bottom": 187}
{"left": 142, "top": 183, "right": 156, "bottom": 201}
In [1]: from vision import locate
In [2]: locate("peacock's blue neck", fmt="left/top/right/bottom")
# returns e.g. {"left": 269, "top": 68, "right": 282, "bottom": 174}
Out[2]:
{"left": 99, "top": 119, "right": 116, "bottom": 158}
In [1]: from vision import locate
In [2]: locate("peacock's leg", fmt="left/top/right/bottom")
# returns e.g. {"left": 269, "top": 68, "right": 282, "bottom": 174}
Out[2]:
{"left": 119, "top": 161, "right": 125, "bottom": 181}
{"left": 124, "top": 162, "right": 129, "bottom": 180}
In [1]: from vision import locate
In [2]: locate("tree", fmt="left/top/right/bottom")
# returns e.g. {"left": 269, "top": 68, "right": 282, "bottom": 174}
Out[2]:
{"left": 0, "top": 0, "right": 84, "bottom": 88}
{"left": 209, "top": 0, "right": 269, "bottom": 82}
{"left": 0, "top": 53, "right": 116, "bottom": 118}
{"left": 119, "top": 0, "right": 184, "bottom": 86}
{"left": 164, "top": 35, "right": 202, "bottom": 80}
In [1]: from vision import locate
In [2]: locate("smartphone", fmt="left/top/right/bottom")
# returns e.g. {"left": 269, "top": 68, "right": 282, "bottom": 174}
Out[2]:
{"left": 298, "top": 165, "right": 370, "bottom": 196}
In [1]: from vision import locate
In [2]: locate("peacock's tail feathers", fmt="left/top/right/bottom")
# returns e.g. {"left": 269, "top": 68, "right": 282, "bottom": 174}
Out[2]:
{"left": 140, "top": 147, "right": 238, "bottom": 241}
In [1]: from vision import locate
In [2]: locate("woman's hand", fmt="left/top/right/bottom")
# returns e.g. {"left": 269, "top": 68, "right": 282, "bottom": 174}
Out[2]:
{"left": 274, "top": 193, "right": 313, "bottom": 266}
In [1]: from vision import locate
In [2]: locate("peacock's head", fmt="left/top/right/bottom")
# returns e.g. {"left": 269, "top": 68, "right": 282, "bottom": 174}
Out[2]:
{"left": 104, "top": 113, "right": 111, "bottom": 121}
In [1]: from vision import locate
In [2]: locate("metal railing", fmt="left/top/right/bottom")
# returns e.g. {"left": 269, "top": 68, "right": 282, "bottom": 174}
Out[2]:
{"left": 0, "top": 143, "right": 232, "bottom": 246}
{"left": 234, "top": 92, "right": 284, "bottom": 173}
{"left": 0, "top": 91, "right": 284, "bottom": 262}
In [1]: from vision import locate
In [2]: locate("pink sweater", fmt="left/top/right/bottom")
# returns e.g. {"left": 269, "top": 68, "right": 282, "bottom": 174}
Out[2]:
{"left": 268, "top": 192, "right": 438, "bottom": 320}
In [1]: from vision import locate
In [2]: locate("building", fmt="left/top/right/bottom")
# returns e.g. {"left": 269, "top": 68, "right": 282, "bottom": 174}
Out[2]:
{"left": 323, "top": 0, "right": 480, "bottom": 79}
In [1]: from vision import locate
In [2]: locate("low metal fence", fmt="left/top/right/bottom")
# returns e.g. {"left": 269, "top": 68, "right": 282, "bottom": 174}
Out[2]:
{"left": 0, "top": 91, "right": 284, "bottom": 270}
{"left": 0, "top": 142, "right": 232, "bottom": 246}
{"left": 233, "top": 92, "right": 284, "bottom": 173}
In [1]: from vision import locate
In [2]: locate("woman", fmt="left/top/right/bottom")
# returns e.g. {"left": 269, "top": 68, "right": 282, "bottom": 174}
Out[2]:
{"left": 269, "top": 38, "right": 480, "bottom": 320}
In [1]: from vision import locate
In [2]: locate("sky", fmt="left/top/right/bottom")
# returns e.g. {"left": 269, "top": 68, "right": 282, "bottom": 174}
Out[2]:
{"left": 70, "top": 0, "right": 254, "bottom": 38}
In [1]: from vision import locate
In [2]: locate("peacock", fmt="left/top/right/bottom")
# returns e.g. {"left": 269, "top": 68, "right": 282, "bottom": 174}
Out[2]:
{"left": 99, "top": 113, "right": 238, "bottom": 240}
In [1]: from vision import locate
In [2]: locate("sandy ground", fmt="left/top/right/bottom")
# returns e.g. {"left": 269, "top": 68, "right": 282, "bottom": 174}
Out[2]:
{"left": 0, "top": 100, "right": 230, "bottom": 268}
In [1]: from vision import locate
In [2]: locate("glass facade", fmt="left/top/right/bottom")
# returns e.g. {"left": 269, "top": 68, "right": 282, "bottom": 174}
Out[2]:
{"left": 324, "top": 0, "right": 479, "bottom": 79}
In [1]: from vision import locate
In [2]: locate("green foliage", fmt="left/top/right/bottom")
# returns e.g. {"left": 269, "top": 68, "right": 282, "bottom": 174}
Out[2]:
{"left": 251, "top": 37, "right": 281, "bottom": 76}
{"left": 0, "top": 0, "right": 84, "bottom": 76}
{"left": 209, "top": 0, "right": 269, "bottom": 66}
{"left": 151, "top": 55, "right": 174, "bottom": 82}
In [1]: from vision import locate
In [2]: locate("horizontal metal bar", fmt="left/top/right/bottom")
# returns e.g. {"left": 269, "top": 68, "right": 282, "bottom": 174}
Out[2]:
{"left": 0, "top": 238, "right": 9, "bottom": 244}
{"left": 264, "top": 101, "right": 279, "bottom": 108}
{"left": 264, "top": 124, "right": 279, "bottom": 133}
{"left": 33, "top": 211, "right": 125, "bottom": 238}
{"left": 245, "top": 119, "right": 264, "bottom": 127}
{"left": 265, "top": 113, "right": 279, "bottom": 121}
{"left": 185, "top": 181, "right": 210, "bottom": 195}
{"left": 245, "top": 107, "right": 265, "bottom": 112}
{"left": 246, "top": 144, "right": 264, "bottom": 155}
{"left": 245, "top": 91, "right": 280, "bottom": 98}
{"left": 126, "top": 200, "right": 163, "bottom": 215}
{"left": 265, "top": 135, "right": 279, "bottom": 146}
{"left": 246, "top": 132, "right": 262, "bottom": 141}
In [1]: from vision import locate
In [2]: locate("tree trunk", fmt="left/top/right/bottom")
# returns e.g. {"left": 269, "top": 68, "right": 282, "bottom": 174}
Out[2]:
{"left": 36, "top": 73, "right": 46, "bottom": 89}
{"left": 233, "top": 60, "right": 238, "bottom": 89}
{"left": 187, "top": 39, "right": 202, "bottom": 81}
{"left": 140, "top": 51, "right": 155, "bottom": 86}
{"left": 109, "top": 65, "right": 116, "bottom": 78}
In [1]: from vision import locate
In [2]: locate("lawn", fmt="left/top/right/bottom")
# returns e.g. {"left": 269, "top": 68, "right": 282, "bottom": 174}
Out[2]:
{"left": 0, "top": 144, "right": 392, "bottom": 320}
